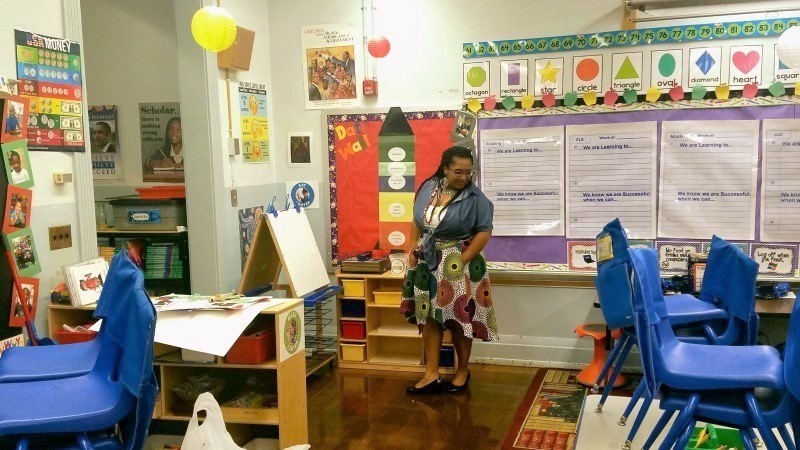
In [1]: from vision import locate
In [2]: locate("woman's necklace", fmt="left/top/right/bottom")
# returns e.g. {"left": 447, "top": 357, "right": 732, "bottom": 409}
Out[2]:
{"left": 441, "top": 180, "right": 457, "bottom": 196}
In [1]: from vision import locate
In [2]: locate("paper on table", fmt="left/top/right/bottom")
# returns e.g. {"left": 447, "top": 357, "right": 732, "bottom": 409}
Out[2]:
{"left": 761, "top": 120, "right": 800, "bottom": 242}
{"left": 154, "top": 298, "right": 293, "bottom": 356}
{"left": 150, "top": 294, "right": 274, "bottom": 312}
{"left": 658, "top": 120, "right": 758, "bottom": 240}
{"left": 566, "top": 122, "right": 658, "bottom": 239}
{"left": 480, "top": 126, "right": 564, "bottom": 236}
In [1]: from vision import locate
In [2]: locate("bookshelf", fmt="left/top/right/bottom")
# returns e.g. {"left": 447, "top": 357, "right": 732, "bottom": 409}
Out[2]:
{"left": 47, "top": 299, "right": 308, "bottom": 448}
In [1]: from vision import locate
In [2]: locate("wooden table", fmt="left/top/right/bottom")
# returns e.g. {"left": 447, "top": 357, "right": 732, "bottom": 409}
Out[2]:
{"left": 756, "top": 297, "right": 796, "bottom": 317}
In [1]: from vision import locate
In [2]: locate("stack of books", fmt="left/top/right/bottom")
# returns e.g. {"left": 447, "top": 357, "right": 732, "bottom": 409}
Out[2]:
{"left": 98, "top": 246, "right": 117, "bottom": 264}
{"left": 62, "top": 258, "right": 109, "bottom": 307}
{"left": 145, "top": 242, "right": 184, "bottom": 279}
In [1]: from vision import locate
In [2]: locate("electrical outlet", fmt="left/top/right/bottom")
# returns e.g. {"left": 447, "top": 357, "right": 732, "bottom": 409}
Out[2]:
{"left": 49, "top": 225, "right": 72, "bottom": 250}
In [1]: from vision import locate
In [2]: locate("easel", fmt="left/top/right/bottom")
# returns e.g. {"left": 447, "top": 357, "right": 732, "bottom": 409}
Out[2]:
{"left": 238, "top": 196, "right": 341, "bottom": 376}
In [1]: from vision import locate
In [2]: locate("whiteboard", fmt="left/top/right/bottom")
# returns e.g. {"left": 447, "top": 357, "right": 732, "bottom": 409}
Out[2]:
{"left": 267, "top": 209, "right": 330, "bottom": 297}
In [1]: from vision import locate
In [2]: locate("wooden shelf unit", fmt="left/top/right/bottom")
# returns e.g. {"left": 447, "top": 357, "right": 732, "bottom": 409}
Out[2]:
{"left": 47, "top": 300, "right": 308, "bottom": 448}
{"left": 335, "top": 271, "right": 455, "bottom": 374}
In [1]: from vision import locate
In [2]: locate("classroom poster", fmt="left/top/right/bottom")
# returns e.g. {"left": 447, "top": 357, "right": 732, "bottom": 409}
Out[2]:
{"left": 657, "top": 241, "right": 702, "bottom": 275}
{"left": 565, "top": 122, "right": 657, "bottom": 239}
{"left": 728, "top": 45, "right": 763, "bottom": 87}
{"left": 464, "top": 62, "right": 490, "bottom": 99}
{"left": 572, "top": 55, "right": 603, "bottom": 94}
{"left": 688, "top": 47, "right": 722, "bottom": 87}
{"left": 139, "top": 102, "right": 182, "bottom": 183}
{"left": 659, "top": 120, "right": 758, "bottom": 240}
{"left": 500, "top": 60, "right": 528, "bottom": 98}
{"left": 774, "top": 45, "right": 800, "bottom": 85}
{"left": 287, "top": 181, "right": 319, "bottom": 210}
{"left": 750, "top": 243, "right": 797, "bottom": 278}
{"left": 480, "top": 126, "right": 564, "bottom": 236}
{"left": 650, "top": 49, "right": 683, "bottom": 92}
{"left": 534, "top": 58, "right": 563, "bottom": 96}
{"left": 610, "top": 52, "right": 643, "bottom": 92}
{"left": 14, "top": 29, "right": 85, "bottom": 152}
{"left": 567, "top": 241, "right": 597, "bottom": 271}
{"left": 761, "top": 120, "right": 800, "bottom": 243}
{"left": 301, "top": 23, "right": 360, "bottom": 110}
{"left": 89, "top": 105, "right": 121, "bottom": 180}
{"left": 238, "top": 81, "right": 269, "bottom": 163}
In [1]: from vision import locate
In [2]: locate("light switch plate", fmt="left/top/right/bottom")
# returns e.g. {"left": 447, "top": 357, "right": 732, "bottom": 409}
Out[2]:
{"left": 230, "top": 189, "right": 238, "bottom": 207}
{"left": 49, "top": 225, "right": 72, "bottom": 250}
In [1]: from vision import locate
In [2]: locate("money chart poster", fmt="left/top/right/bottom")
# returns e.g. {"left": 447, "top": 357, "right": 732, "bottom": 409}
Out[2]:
{"left": 14, "top": 29, "right": 85, "bottom": 152}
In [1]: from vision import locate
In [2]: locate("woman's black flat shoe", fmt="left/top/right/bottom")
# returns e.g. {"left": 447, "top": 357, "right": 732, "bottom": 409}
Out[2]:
{"left": 406, "top": 377, "right": 445, "bottom": 395}
{"left": 448, "top": 371, "right": 471, "bottom": 393}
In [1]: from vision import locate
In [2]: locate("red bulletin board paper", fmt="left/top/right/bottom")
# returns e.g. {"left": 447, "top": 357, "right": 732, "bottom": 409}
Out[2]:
{"left": 328, "top": 110, "right": 457, "bottom": 265}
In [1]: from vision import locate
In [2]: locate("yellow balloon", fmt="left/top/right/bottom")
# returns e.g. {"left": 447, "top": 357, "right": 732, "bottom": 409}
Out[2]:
{"left": 521, "top": 94, "right": 535, "bottom": 110}
{"left": 467, "top": 98, "right": 482, "bottom": 113}
{"left": 583, "top": 91, "right": 597, "bottom": 106}
{"left": 191, "top": 6, "right": 237, "bottom": 52}
{"left": 646, "top": 86, "right": 661, "bottom": 102}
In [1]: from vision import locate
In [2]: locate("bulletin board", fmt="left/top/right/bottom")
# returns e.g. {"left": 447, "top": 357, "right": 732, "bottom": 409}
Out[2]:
{"left": 477, "top": 102, "right": 800, "bottom": 278}
{"left": 327, "top": 109, "right": 456, "bottom": 265}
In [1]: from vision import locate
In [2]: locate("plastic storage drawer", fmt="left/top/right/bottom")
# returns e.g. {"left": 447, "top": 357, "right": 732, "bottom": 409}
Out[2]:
{"left": 224, "top": 327, "right": 276, "bottom": 364}
{"left": 341, "top": 343, "right": 366, "bottom": 362}
{"left": 341, "top": 299, "right": 366, "bottom": 318}
{"left": 342, "top": 279, "right": 365, "bottom": 297}
{"left": 340, "top": 320, "right": 366, "bottom": 340}
{"left": 373, "top": 289, "right": 401, "bottom": 305}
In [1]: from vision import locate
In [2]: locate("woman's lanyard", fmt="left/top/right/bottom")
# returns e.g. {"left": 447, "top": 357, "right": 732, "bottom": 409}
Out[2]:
{"left": 422, "top": 180, "right": 447, "bottom": 229}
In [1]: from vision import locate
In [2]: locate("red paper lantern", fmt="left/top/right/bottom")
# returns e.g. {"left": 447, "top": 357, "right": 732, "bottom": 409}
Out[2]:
{"left": 367, "top": 36, "right": 390, "bottom": 58}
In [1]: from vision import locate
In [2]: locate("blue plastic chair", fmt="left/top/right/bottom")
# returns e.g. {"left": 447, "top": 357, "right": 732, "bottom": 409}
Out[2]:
{"left": 0, "top": 252, "right": 132, "bottom": 383}
{"left": 0, "top": 251, "right": 157, "bottom": 450}
{"left": 628, "top": 248, "right": 785, "bottom": 450}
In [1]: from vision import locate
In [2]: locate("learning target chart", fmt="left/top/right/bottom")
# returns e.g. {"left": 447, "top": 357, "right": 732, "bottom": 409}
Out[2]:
{"left": 14, "top": 30, "right": 85, "bottom": 152}
{"left": 761, "top": 120, "right": 800, "bottom": 243}
{"left": 659, "top": 121, "right": 758, "bottom": 240}
{"left": 565, "top": 122, "right": 657, "bottom": 239}
{"left": 480, "top": 126, "right": 564, "bottom": 236}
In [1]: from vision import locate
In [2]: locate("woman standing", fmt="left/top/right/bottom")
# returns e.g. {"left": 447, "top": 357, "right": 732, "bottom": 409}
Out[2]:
{"left": 401, "top": 146, "right": 498, "bottom": 395}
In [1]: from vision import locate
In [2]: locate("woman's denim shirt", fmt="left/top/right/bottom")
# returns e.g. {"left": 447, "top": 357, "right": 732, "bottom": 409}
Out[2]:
{"left": 413, "top": 178, "right": 494, "bottom": 269}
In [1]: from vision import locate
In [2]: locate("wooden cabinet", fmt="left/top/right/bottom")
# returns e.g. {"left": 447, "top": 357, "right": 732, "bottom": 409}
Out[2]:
{"left": 335, "top": 271, "right": 454, "bottom": 374}
{"left": 48, "top": 300, "right": 308, "bottom": 448}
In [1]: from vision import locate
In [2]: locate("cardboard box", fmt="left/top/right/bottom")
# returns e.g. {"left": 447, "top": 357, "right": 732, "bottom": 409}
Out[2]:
{"left": 217, "top": 26, "right": 255, "bottom": 71}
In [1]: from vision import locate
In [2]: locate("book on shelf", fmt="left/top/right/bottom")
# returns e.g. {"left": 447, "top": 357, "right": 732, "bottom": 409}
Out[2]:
{"left": 62, "top": 257, "right": 109, "bottom": 307}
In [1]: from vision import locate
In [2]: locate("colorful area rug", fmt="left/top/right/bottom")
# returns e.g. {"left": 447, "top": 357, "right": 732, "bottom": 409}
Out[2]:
{"left": 502, "top": 369, "right": 637, "bottom": 450}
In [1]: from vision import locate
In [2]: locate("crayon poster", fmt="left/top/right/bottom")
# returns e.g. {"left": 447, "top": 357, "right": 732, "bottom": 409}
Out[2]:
{"left": 327, "top": 109, "right": 456, "bottom": 265}
{"left": 14, "top": 29, "right": 85, "bottom": 152}
{"left": 139, "top": 102, "right": 182, "bottom": 183}
{"left": 238, "top": 81, "right": 269, "bottom": 163}
{"left": 89, "top": 105, "right": 121, "bottom": 180}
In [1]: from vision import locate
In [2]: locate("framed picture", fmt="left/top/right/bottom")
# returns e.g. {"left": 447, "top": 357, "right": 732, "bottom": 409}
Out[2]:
{"left": 1, "top": 95, "right": 29, "bottom": 143}
{"left": 1, "top": 139, "right": 34, "bottom": 188}
{"left": 450, "top": 110, "right": 477, "bottom": 142}
{"left": 8, "top": 277, "right": 39, "bottom": 328}
{"left": 3, "top": 185, "right": 32, "bottom": 234}
{"left": 288, "top": 132, "right": 312, "bottom": 166}
{"left": 5, "top": 228, "right": 41, "bottom": 277}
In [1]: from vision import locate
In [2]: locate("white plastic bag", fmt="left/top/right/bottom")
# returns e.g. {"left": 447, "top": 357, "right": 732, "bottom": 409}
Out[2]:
{"left": 181, "top": 392, "right": 245, "bottom": 450}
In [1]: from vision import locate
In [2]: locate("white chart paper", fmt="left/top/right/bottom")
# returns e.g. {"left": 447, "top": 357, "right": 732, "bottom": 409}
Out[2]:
{"left": 659, "top": 121, "right": 758, "bottom": 240}
{"left": 761, "top": 120, "right": 800, "bottom": 242}
{"left": 566, "top": 122, "right": 657, "bottom": 239}
{"left": 481, "top": 127, "right": 564, "bottom": 236}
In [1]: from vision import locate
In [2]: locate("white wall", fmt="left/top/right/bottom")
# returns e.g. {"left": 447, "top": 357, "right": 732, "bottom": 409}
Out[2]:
{"left": 81, "top": 0, "right": 180, "bottom": 193}
{"left": 265, "top": 0, "right": 799, "bottom": 365}
{"left": 0, "top": 0, "right": 86, "bottom": 336}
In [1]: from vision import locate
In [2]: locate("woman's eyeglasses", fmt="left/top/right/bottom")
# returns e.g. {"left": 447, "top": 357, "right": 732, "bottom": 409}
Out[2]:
{"left": 449, "top": 169, "right": 476, "bottom": 178}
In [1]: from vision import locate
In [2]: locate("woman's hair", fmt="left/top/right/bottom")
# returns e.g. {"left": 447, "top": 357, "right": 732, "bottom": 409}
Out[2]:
{"left": 161, "top": 117, "right": 181, "bottom": 151}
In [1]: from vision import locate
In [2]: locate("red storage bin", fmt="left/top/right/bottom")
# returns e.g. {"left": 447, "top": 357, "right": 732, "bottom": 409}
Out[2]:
{"left": 224, "top": 326, "right": 276, "bottom": 365}
{"left": 56, "top": 329, "right": 98, "bottom": 344}
{"left": 341, "top": 320, "right": 366, "bottom": 340}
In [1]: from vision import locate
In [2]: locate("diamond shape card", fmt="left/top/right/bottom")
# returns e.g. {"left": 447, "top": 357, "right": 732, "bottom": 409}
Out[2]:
{"left": 688, "top": 47, "right": 721, "bottom": 87}
{"left": 729, "top": 45, "right": 763, "bottom": 87}
{"left": 611, "top": 52, "right": 642, "bottom": 93}
{"left": 534, "top": 58, "right": 564, "bottom": 96}
{"left": 500, "top": 60, "right": 528, "bottom": 98}
{"left": 650, "top": 49, "right": 683, "bottom": 92}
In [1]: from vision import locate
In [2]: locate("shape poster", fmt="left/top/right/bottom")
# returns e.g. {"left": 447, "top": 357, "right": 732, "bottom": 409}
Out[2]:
{"left": 301, "top": 23, "right": 360, "bottom": 110}
{"left": 89, "top": 105, "right": 121, "bottom": 180}
{"left": 659, "top": 120, "right": 758, "bottom": 240}
{"left": 500, "top": 60, "right": 528, "bottom": 98}
{"left": 238, "top": 81, "right": 269, "bottom": 163}
{"left": 14, "top": 29, "right": 85, "bottom": 152}
{"left": 565, "top": 122, "right": 657, "bottom": 239}
{"left": 480, "top": 126, "right": 564, "bottom": 236}
{"left": 761, "top": 120, "right": 800, "bottom": 243}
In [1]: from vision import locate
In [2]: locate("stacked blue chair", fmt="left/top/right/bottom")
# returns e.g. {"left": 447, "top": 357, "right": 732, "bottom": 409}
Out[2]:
{"left": 0, "top": 252, "right": 130, "bottom": 383}
{"left": 593, "top": 222, "right": 763, "bottom": 449}
{"left": 628, "top": 248, "right": 789, "bottom": 450}
{"left": 0, "top": 250, "right": 158, "bottom": 450}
